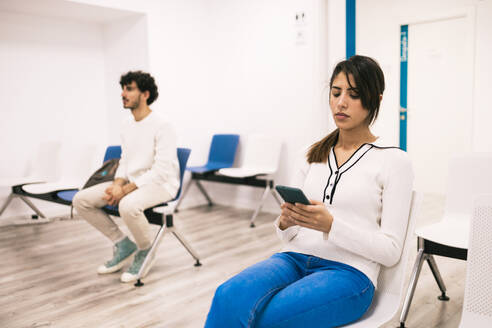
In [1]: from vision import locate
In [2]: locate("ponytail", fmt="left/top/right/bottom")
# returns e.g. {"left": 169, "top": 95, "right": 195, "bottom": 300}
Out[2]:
{"left": 306, "top": 129, "right": 339, "bottom": 163}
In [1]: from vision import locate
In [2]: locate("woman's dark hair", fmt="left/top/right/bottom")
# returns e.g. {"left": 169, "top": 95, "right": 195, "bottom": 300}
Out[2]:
{"left": 307, "top": 55, "right": 385, "bottom": 163}
{"left": 119, "top": 71, "right": 159, "bottom": 105}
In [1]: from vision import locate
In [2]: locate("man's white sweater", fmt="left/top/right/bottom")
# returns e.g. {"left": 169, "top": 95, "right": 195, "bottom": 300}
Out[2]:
{"left": 115, "top": 111, "right": 180, "bottom": 198}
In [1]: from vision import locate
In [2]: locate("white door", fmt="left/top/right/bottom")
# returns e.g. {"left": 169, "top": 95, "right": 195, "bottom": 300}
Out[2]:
{"left": 407, "top": 16, "right": 473, "bottom": 194}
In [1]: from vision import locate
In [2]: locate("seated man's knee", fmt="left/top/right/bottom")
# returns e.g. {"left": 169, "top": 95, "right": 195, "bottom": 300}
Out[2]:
{"left": 72, "top": 190, "right": 90, "bottom": 210}
{"left": 118, "top": 197, "right": 142, "bottom": 218}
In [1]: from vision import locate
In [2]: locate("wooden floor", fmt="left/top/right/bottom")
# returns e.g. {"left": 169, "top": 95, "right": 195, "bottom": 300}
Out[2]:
{"left": 0, "top": 194, "right": 466, "bottom": 328}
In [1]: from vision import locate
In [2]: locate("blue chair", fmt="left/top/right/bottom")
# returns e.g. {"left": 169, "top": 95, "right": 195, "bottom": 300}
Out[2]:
{"left": 175, "top": 134, "right": 239, "bottom": 211}
{"left": 59, "top": 147, "right": 200, "bottom": 286}
{"left": 103, "top": 145, "right": 122, "bottom": 162}
{"left": 101, "top": 148, "right": 201, "bottom": 286}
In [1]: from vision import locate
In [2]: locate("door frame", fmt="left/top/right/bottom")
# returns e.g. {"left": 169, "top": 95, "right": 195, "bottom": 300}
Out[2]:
{"left": 398, "top": 7, "right": 476, "bottom": 151}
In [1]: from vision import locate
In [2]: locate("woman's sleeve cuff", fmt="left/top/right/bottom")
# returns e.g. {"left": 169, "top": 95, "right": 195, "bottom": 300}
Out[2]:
{"left": 274, "top": 216, "right": 300, "bottom": 242}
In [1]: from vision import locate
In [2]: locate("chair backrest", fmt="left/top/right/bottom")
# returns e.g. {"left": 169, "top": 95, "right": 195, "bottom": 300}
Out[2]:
{"left": 344, "top": 191, "right": 421, "bottom": 327}
{"left": 444, "top": 153, "right": 492, "bottom": 222}
{"left": 58, "top": 143, "right": 100, "bottom": 183}
{"left": 103, "top": 145, "right": 122, "bottom": 162}
{"left": 30, "top": 141, "right": 62, "bottom": 181}
{"left": 206, "top": 134, "right": 239, "bottom": 168}
{"left": 56, "top": 145, "right": 121, "bottom": 203}
{"left": 175, "top": 147, "right": 191, "bottom": 201}
{"left": 241, "top": 134, "right": 282, "bottom": 173}
{"left": 377, "top": 191, "right": 421, "bottom": 295}
{"left": 459, "top": 194, "right": 492, "bottom": 328}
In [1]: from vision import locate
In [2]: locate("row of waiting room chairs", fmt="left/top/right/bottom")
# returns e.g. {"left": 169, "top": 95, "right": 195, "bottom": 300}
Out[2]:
{"left": 1, "top": 140, "right": 492, "bottom": 326}
{"left": 0, "top": 141, "right": 104, "bottom": 219}
{"left": 0, "top": 144, "right": 199, "bottom": 287}
{"left": 0, "top": 133, "right": 284, "bottom": 283}
{"left": 176, "top": 134, "right": 283, "bottom": 227}
{"left": 0, "top": 134, "right": 283, "bottom": 224}
{"left": 399, "top": 153, "right": 492, "bottom": 327}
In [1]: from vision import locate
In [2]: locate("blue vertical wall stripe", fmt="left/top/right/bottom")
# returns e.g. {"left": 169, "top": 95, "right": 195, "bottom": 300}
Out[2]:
{"left": 346, "top": 0, "right": 356, "bottom": 58}
{"left": 399, "top": 25, "right": 408, "bottom": 151}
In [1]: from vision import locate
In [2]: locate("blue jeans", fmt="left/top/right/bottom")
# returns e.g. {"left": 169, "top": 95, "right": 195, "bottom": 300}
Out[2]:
{"left": 205, "top": 252, "right": 374, "bottom": 328}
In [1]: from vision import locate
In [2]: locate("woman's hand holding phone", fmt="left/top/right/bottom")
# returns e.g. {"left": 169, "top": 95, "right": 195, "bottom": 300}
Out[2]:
{"left": 278, "top": 211, "right": 297, "bottom": 230}
{"left": 280, "top": 200, "right": 334, "bottom": 234}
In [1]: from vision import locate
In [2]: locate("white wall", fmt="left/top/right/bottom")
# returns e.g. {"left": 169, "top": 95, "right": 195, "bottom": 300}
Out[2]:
{"left": 176, "top": 0, "right": 332, "bottom": 211}
{"left": 0, "top": 11, "right": 108, "bottom": 176}
{"left": 102, "top": 15, "right": 150, "bottom": 144}
{"left": 0, "top": 10, "right": 108, "bottom": 216}
{"left": 327, "top": 0, "right": 346, "bottom": 74}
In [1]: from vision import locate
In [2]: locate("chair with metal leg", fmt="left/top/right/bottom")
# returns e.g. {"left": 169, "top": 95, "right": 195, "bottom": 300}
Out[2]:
{"left": 132, "top": 147, "right": 201, "bottom": 286}
{"left": 58, "top": 147, "right": 200, "bottom": 286}
{"left": 217, "top": 134, "right": 283, "bottom": 227}
{"left": 0, "top": 141, "right": 61, "bottom": 219}
{"left": 459, "top": 194, "right": 492, "bottom": 328}
{"left": 21, "top": 143, "right": 100, "bottom": 195}
{"left": 7, "top": 143, "right": 100, "bottom": 220}
{"left": 175, "top": 134, "right": 239, "bottom": 211}
{"left": 399, "top": 153, "right": 492, "bottom": 327}
{"left": 92, "top": 148, "right": 200, "bottom": 286}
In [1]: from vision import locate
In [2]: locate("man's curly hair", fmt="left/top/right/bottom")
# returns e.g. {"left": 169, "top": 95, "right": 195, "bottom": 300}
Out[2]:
{"left": 119, "top": 71, "right": 159, "bottom": 105}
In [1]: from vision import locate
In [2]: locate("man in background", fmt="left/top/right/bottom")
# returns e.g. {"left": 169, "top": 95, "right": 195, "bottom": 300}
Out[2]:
{"left": 73, "top": 71, "right": 179, "bottom": 283}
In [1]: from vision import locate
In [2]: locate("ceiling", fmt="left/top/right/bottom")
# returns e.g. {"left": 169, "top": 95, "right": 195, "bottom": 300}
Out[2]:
{"left": 0, "top": 0, "right": 144, "bottom": 23}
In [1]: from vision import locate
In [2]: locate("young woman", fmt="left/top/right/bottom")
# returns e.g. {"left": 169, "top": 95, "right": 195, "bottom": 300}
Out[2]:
{"left": 205, "top": 55, "right": 414, "bottom": 328}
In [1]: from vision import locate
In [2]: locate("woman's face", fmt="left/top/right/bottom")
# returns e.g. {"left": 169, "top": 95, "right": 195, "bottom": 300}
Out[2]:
{"left": 329, "top": 72, "right": 370, "bottom": 131}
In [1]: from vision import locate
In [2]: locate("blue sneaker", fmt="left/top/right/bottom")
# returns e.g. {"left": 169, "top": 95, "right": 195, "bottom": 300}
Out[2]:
{"left": 120, "top": 248, "right": 155, "bottom": 283}
{"left": 97, "top": 237, "right": 137, "bottom": 274}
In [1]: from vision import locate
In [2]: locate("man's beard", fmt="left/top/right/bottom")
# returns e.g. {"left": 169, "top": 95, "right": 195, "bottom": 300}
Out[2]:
{"left": 123, "top": 98, "right": 140, "bottom": 110}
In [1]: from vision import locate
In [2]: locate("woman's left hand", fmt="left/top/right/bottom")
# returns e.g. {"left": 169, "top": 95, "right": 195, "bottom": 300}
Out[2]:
{"left": 281, "top": 200, "right": 334, "bottom": 234}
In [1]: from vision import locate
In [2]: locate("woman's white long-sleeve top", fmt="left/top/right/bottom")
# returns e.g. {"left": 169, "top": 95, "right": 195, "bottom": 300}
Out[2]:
{"left": 275, "top": 139, "right": 414, "bottom": 287}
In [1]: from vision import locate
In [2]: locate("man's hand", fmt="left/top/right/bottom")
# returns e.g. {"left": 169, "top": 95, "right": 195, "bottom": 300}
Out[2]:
{"left": 103, "top": 184, "right": 125, "bottom": 206}
{"left": 102, "top": 181, "right": 138, "bottom": 206}
{"left": 279, "top": 200, "right": 333, "bottom": 233}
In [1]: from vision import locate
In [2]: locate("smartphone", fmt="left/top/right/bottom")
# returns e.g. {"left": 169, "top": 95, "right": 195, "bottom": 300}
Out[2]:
{"left": 275, "top": 185, "right": 311, "bottom": 205}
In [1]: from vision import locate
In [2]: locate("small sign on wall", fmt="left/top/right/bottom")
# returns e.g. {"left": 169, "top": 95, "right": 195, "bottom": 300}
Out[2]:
{"left": 294, "top": 11, "right": 307, "bottom": 45}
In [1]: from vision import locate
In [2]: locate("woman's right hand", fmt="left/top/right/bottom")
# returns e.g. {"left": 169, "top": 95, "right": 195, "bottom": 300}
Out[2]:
{"left": 278, "top": 204, "right": 298, "bottom": 230}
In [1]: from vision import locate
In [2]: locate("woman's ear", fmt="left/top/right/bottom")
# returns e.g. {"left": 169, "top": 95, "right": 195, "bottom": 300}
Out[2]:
{"left": 379, "top": 94, "right": 383, "bottom": 102}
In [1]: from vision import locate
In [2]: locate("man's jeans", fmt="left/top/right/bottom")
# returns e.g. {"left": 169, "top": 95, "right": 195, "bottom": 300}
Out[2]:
{"left": 205, "top": 252, "right": 374, "bottom": 328}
